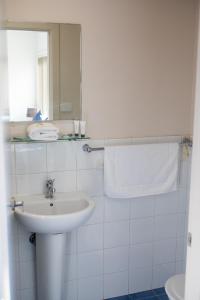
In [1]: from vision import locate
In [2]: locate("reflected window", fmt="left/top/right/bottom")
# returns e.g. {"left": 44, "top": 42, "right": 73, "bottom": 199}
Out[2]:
{"left": 7, "top": 30, "right": 49, "bottom": 121}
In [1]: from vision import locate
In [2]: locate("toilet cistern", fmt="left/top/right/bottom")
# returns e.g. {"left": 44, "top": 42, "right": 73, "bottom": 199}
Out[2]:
{"left": 45, "top": 178, "right": 56, "bottom": 199}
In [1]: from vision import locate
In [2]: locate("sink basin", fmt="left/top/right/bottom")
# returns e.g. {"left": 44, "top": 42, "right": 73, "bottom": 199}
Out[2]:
{"left": 14, "top": 192, "right": 95, "bottom": 300}
{"left": 14, "top": 192, "right": 95, "bottom": 234}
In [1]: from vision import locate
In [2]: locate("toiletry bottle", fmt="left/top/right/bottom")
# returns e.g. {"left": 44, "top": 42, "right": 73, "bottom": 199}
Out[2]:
{"left": 80, "top": 121, "right": 86, "bottom": 138}
{"left": 74, "top": 120, "right": 80, "bottom": 137}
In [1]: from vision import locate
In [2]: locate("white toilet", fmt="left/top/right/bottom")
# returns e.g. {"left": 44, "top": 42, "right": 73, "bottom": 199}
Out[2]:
{"left": 165, "top": 274, "right": 185, "bottom": 300}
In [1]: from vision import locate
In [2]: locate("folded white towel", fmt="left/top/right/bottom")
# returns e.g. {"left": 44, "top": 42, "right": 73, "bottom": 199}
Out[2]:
{"left": 104, "top": 143, "right": 180, "bottom": 198}
{"left": 27, "top": 123, "right": 59, "bottom": 141}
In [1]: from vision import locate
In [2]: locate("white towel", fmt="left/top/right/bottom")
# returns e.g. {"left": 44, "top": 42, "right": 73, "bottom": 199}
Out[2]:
{"left": 104, "top": 143, "right": 180, "bottom": 198}
{"left": 27, "top": 123, "right": 59, "bottom": 141}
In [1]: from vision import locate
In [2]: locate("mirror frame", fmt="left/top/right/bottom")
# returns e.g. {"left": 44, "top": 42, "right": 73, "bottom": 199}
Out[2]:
{"left": 3, "top": 21, "right": 82, "bottom": 123}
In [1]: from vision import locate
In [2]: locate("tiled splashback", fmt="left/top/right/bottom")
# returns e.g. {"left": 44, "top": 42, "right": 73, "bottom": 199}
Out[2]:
{"left": 9, "top": 137, "right": 191, "bottom": 300}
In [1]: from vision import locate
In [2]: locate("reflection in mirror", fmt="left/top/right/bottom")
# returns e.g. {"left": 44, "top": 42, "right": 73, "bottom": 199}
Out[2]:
{"left": 5, "top": 23, "right": 81, "bottom": 122}
{"left": 7, "top": 30, "right": 49, "bottom": 121}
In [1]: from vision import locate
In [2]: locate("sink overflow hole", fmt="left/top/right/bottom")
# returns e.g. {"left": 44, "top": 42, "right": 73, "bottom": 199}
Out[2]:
{"left": 50, "top": 203, "right": 53, "bottom": 206}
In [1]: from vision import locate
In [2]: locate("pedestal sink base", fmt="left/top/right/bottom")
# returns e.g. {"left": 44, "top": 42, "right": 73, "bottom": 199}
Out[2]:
{"left": 36, "top": 233, "right": 66, "bottom": 300}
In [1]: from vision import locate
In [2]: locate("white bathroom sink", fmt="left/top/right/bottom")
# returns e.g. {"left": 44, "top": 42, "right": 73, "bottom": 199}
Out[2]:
{"left": 14, "top": 192, "right": 95, "bottom": 234}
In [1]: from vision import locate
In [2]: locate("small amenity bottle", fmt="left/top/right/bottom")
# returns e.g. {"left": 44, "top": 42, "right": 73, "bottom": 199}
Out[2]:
{"left": 73, "top": 120, "right": 80, "bottom": 137}
{"left": 80, "top": 121, "right": 86, "bottom": 138}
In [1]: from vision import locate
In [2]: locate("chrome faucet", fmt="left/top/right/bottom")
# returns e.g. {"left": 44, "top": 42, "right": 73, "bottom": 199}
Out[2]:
{"left": 46, "top": 178, "right": 56, "bottom": 199}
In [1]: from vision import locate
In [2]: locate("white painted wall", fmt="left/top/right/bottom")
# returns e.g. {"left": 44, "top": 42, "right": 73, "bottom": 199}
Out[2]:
{"left": 5, "top": 0, "right": 198, "bottom": 138}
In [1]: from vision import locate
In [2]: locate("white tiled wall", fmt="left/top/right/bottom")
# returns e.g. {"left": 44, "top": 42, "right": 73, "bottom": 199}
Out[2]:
{"left": 8, "top": 137, "right": 191, "bottom": 300}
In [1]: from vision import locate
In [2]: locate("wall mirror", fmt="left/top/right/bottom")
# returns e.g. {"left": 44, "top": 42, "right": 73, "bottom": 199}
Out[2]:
{"left": 4, "top": 22, "right": 81, "bottom": 122}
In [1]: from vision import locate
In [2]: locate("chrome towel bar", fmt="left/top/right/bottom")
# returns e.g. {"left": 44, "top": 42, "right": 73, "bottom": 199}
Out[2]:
{"left": 82, "top": 137, "right": 193, "bottom": 153}
{"left": 181, "top": 137, "right": 193, "bottom": 148}
{"left": 82, "top": 144, "right": 104, "bottom": 153}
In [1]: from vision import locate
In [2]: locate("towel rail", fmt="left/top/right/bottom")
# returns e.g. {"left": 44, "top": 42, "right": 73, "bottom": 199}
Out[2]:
{"left": 181, "top": 137, "right": 193, "bottom": 148}
{"left": 82, "top": 144, "right": 104, "bottom": 153}
{"left": 82, "top": 137, "right": 193, "bottom": 153}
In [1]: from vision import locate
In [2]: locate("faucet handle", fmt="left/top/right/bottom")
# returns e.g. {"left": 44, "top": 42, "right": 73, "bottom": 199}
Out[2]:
{"left": 47, "top": 178, "right": 55, "bottom": 182}
{"left": 8, "top": 197, "right": 24, "bottom": 210}
{"left": 46, "top": 178, "right": 55, "bottom": 185}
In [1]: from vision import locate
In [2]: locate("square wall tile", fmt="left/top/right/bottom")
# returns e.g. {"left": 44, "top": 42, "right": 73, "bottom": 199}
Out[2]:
{"left": 15, "top": 290, "right": 20, "bottom": 300}
{"left": 77, "top": 169, "right": 104, "bottom": 197}
{"left": 155, "top": 192, "right": 178, "bottom": 216}
{"left": 78, "top": 276, "right": 103, "bottom": 300}
{"left": 64, "top": 254, "right": 77, "bottom": 282}
{"left": 176, "top": 260, "right": 186, "bottom": 274}
{"left": 177, "top": 188, "right": 189, "bottom": 214}
{"left": 154, "top": 214, "right": 177, "bottom": 241}
{"left": 16, "top": 173, "right": 47, "bottom": 195}
{"left": 176, "top": 238, "right": 187, "bottom": 261}
{"left": 78, "top": 250, "right": 103, "bottom": 278}
{"left": 130, "top": 217, "right": 154, "bottom": 244}
{"left": 152, "top": 262, "right": 176, "bottom": 289}
{"left": 78, "top": 224, "right": 103, "bottom": 253}
{"left": 20, "top": 288, "right": 36, "bottom": 300}
{"left": 15, "top": 143, "right": 46, "bottom": 174}
{"left": 47, "top": 171, "right": 76, "bottom": 193}
{"left": 47, "top": 141, "right": 76, "bottom": 172}
{"left": 19, "top": 260, "right": 36, "bottom": 289}
{"left": 104, "top": 220, "right": 129, "bottom": 248}
{"left": 65, "top": 232, "right": 77, "bottom": 255}
{"left": 9, "top": 174, "right": 17, "bottom": 197}
{"left": 5, "top": 143, "right": 15, "bottom": 174}
{"left": 179, "top": 160, "right": 189, "bottom": 188}
{"left": 153, "top": 239, "right": 176, "bottom": 265}
{"left": 129, "top": 266, "right": 153, "bottom": 294}
{"left": 8, "top": 211, "right": 19, "bottom": 262}
{"left": 64, "top": 280, "right": 77, "bottom": 300}
{"left": 177, "top": 213, "right": 188, "bottom": 238}
{"left": 10, "top": 261, "right": 20, "bottom": 294}
{"left": 104, "top": 246, "right": 129, "bottom": 274}
{"left": 130, "top": 196, "right": 155, "bottom": 219}
{"left": 187, "top": 164, "right": 192, "bottom": 190}
{"left": 104, "top": 197, "right": 130, "bottom": 222}
{"left": 77, "top": 140, "right": 105, "bottom": 170}
{"left": 104, "top": 271, "right": 128, "bottom": 299}
{"left": 18, "top": 225, "right": 35, "bottom": 262}
{"left": 130, "top": 243, "right": 153, "bottom": 269}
